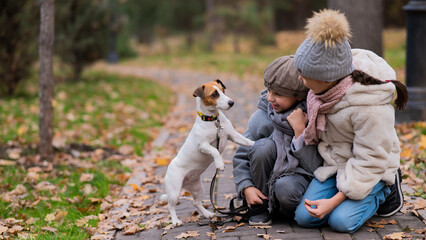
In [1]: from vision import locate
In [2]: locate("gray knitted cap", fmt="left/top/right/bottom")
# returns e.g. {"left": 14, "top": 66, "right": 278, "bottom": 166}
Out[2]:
{"left": 294, "top": 9, "right": 354, "bottom": 82}
{"left": 263, "top": 55, "right": 309, "bottom": 99}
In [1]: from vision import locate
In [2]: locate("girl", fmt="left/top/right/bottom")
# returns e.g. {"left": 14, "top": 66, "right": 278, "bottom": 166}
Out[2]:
{"left": 291, "top": 9, "right": 408, "bottom": 233}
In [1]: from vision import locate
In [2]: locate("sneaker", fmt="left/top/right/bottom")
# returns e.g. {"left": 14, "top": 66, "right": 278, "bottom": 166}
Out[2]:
{"left": 248, "top": 211, "right": 272, "bottom": 226}
{"left": 376, "top": 168, "right": 404, "bottom": 217}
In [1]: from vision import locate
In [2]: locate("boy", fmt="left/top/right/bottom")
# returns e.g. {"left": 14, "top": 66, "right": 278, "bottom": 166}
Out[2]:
{"left": 233, "top": 55, "right": 323, "bottom": 226}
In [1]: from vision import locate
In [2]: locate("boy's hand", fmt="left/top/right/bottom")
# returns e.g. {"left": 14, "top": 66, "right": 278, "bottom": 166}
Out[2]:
{"left": 288, "top": 108, "right": 308, "bottom": 139}
{"left": 243, "top": 186, "right": 267, "bottom": 206}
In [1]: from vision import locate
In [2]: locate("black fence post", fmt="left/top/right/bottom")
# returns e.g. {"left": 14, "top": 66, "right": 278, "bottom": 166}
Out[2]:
{"left": 397, "top": 0, "right": 426, "bottom": 122}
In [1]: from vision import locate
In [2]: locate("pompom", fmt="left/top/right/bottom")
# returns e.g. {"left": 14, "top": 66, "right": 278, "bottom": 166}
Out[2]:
{"left": 306, "top": 9, "right": 351, "bottom": 48}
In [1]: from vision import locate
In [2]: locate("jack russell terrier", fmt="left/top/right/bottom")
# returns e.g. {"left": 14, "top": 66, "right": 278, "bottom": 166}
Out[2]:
{"left": 161, "top": 79, "right": 254, "bottom": 226}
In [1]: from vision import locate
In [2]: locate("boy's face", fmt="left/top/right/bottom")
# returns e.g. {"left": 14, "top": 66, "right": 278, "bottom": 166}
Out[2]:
{"left": 267, "top": 89, "right": 301, "bottom": 113}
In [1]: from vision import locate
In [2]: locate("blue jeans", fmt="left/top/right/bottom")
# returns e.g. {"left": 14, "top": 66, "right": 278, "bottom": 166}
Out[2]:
{"left": 294, "top": 176, "right": 390, "bottom": 233}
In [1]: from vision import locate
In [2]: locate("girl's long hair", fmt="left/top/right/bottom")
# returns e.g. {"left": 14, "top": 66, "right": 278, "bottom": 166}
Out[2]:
{"left": 351, "top": 70, "right": 408, "bottom": 110}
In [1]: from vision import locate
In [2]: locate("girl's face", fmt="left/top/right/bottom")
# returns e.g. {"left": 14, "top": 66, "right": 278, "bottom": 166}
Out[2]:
{"left": 298, "top": 74, "right": 336, "bottom": 94}
{"left": 267, "top": 90, "right": 301, "bottom": 113}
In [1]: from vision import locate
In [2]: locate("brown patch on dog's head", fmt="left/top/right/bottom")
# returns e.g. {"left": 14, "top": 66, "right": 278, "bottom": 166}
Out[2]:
{"left": 192, "top": 79, "right": 226, "bottom": 106}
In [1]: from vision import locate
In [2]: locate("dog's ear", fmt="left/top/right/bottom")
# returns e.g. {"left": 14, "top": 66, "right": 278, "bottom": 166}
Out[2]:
{"left": 215, "top": 79, "right": 226, "bottom": 93}
{"left": 193, "top": 85, "right": 205, "bottom": 98}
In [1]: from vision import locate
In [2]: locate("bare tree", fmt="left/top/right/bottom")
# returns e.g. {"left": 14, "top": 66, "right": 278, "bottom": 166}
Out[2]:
{"left": 205, "top": 0, "right": 217, "bottom": 52}
{"left": 328, "top": 0, "right": 383, "bottom": 56}
{"left": 39, "top": 0, "right": 55, "bottom": 161}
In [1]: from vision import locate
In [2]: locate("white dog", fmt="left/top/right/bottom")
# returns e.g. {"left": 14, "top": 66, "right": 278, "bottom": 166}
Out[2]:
{"left": 161, "top": 79, "right": 254, "bottom": 226}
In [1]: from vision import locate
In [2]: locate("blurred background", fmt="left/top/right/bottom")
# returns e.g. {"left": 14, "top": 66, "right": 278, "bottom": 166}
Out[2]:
{"left": 0, "top": 0, "right": 409, "bottom": 97}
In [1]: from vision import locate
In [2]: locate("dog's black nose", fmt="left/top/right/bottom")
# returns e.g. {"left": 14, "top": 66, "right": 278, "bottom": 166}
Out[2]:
{"left": 228, "top": 100, "right": 235, "bottom": 107}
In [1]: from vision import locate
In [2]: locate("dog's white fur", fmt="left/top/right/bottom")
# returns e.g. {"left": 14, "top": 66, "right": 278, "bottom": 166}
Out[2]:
{"left": 161, "top": 80, "right": 254, "bottom": 226}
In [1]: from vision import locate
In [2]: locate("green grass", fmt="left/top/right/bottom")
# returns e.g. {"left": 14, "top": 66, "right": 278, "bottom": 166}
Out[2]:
{"left": 0, "top": 161, "right": 125, "bottom": 239}
{"left": 0, "top": 71, "right": 173, "bottom": 155}
{"left": 0, "top": 70, "right": 173, "bottom": 238}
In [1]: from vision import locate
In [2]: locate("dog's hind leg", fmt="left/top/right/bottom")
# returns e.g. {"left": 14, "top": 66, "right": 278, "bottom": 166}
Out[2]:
{"left": 164, "top": 172, "right": 184, "bottom": 226}
{"left": 185, "top": 177, "right": 215, "bottom": 219}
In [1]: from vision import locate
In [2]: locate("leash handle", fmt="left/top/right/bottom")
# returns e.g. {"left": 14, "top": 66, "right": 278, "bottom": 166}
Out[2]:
{"left": 209, "top": 169, "right": 269, "bottom": 219}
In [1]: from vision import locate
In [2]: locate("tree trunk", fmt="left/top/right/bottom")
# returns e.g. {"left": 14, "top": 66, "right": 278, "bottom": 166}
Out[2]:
{"left": 39, "top": 0, "right": 55, "bottom": 161}
{"left": 328, "top": 0, "right": 383, "bottom": 56}
{"left": 205, "top": 0, "right": 216, "bottom": 52}
{"left": 233, "top": 33, "right": 240, "bottom": 53}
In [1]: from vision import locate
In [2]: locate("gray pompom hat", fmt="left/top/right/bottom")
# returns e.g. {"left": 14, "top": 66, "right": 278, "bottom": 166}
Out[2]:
{"left": 294, "top": 9, "right": 354, "bottom": 82}
{"left": 263, "top": 55, "right": 309, "bottom": 99}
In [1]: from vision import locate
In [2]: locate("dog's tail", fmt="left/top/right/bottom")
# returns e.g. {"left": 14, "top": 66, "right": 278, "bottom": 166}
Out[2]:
{"left": 159, "top": 194, "right": 168, "bottom": 202}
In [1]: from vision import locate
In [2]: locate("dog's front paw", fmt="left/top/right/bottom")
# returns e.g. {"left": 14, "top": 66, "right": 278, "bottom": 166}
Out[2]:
{"left": 216, "top": 162, "right": 225, "bottom": 171}
{"left": 247, "top": 139, "right": 255, "bottom": 147}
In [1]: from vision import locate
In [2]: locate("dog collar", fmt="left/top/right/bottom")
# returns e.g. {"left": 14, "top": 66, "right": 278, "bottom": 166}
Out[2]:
{"left": 197, "top": 112, "right": 219, "bottom": 121}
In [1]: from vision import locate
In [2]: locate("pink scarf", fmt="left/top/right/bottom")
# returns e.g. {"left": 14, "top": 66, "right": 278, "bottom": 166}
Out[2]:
{"left": 304, "top": 75, "right": 354, "bottom": 145}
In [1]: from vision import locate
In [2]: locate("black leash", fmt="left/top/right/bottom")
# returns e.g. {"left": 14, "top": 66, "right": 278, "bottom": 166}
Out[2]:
{"left": 208, "top": 119, "right": 268, "bottom": 223}
{"left": 208, "top": 169, "right": 269, "bottom": 225}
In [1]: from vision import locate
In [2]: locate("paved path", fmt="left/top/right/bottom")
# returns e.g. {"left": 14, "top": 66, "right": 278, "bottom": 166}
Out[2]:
{"left": 95, "top": 64, "right": 425, "bottom": 240}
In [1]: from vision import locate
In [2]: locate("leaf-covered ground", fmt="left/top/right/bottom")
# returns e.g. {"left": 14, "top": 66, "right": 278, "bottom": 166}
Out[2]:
{"left": 0, "top": 71, "right": 173, "bottom": 239}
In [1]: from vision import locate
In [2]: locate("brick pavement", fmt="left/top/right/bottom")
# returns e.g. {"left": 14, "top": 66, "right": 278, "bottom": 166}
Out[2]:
{"left": 96, "top": 64, "right": 425, "bottom": 240}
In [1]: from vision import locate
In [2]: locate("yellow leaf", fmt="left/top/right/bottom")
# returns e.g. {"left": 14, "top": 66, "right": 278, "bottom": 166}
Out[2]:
{"left": 400, "top": 147, "right": 412, "bottom": 158}
{"left": 155, "top": 158, "right": 169, "bottom": 166}
{"left": 17, "top": 125, "right": 28, "bottom": 136}
{"left": 127, "top": 183, "right": 144, "bottom": 191}
{"left": 419, "top": 134, "right": 426, "bottom": 149}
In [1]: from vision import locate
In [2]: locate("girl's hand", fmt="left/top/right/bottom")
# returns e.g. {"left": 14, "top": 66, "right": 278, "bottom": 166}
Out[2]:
{"left": 243, "top": 186, "right": 267, "bottom": 206}
{"left": 288, "top": 108, "right": 308, "bottom": 138}
{"left": 304, "top": 198, "right": 336, "bottom": 219}
{"left": 304, "top": 192, "right": 347, "bottom": 219}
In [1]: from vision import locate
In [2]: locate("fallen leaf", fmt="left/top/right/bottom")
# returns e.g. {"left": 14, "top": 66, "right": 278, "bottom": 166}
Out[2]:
{"left": 52, "top": 135, "right": 67, "bottom": 148}
{"left": 175, "top": 231, "right": 200, "bottom": 239}
{"left": 26, "top": 217, "right": 37, "bottom": 225}
{"left": 123, "top": 224, "right": 143, "bottom": 235}
{"left": 17, "top": 126, "right": 28, "bottom": 136}
{"left": 414, "top": 227, "right": 426, "bottom": 234}
{"left": 8, "top": 151, "right": 20, "bottom": 160}
{"left": 118, "top": 145, "right": 134, "bottom": 155}
{"left": 414, "top": 198, "right": 426, "bottom": 210}
{"left": 223, "top": 222, "right": 244, "bottom": 232}
{"left": 42, "top": 226, "right": 58, "bottom": 233}
{"left": 8, "top": 225, "right": 23, "bottom": 234}
{"left": 399, "top": 147, "right": 412, "bottom": 158}
{"left": 155, "top": 158, "right": 169, "bottom": 166}
{"left": 83, "top": 184, "right": 94, "bottom": 195}
{"left": 25, "top": 172, "right": 40, "bottom": 182}
{"left": 257, "top": 234, "right": 272, "bottom": 239}
{"left": 419, "top": 134, "right": 426, "bottom": 149}
{"left": 0, "top": 160, "right": 15, "bottom": 166}
{"left": 80, "top": 173, "right": 94, "bottom": 182}
{"left": 55, "top": 211, "right": 68, "bottom": 222}
{"left": 35, "top": 181, "right": 57, "bottom": 192}
{"left": 45, "top": 213, "right": 55, "bottom": 222}
{"left": 100, "top": 202, "right": 113, "bottom": 212}
{"left": 383, "top": 231, "right": 405, "bottom": 240}
{"left": 0, "top": 226, "right": 8, "bottom": 234}
{"left": 206, "top": 231, "right": 216, "bottom": 240}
